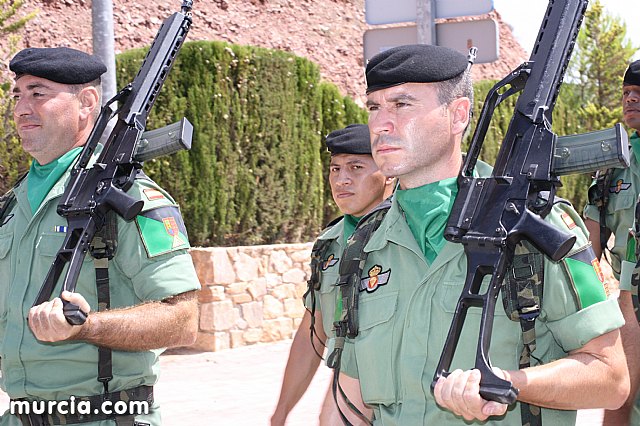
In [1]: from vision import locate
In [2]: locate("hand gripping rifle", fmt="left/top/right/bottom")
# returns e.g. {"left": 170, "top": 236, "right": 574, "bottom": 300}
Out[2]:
{"left": 33, "top": 1, "right": 194, "bottom": 325}
{"left": 431, "top": 0, "right": 630, "bottom": 404}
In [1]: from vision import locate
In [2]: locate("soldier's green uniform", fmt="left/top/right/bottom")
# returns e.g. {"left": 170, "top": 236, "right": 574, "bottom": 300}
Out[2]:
{"left": 0, "top": 151, "right": 200, "bottom": 425}
{"left": 305, "top": 217, "right": 350, "bottom": 335}
{"left": 338, "top": 165, "right": 623, "bottom": 425}
{"left": 583, "top": 132, "right": 640, "bottom": 292}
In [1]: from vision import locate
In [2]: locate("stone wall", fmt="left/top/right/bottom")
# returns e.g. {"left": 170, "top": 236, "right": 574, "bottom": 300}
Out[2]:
{"left": 189, "top": 243, "right": 313, "bottom": 352}
{"left": 187, "top": 241, "right": 618, "bottom": 352}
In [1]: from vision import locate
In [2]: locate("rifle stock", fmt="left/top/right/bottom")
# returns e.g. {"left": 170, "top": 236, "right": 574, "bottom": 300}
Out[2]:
{"left": 33, "top": 1, "right": 194, "bottom": 325}
{"left": 430, "top": 0, "right": 629, "bottom": 404}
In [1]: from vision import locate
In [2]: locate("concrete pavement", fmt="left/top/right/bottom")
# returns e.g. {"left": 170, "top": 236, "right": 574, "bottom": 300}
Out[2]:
{"left": 0, "top": 340, "right": 603, "bottom": 425}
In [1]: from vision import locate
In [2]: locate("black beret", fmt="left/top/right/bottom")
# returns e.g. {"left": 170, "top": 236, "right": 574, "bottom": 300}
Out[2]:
{"left": 325, "top": 124, "right": 371, "bottom": 155}
{"left": 10, "top": 47, "right": 107, "bottom": 85}
{"left": 366, "top": 44, "right": 468, "bottom": 94}
{"left": 624, "top": 60, "right": 640, "bottom": 87}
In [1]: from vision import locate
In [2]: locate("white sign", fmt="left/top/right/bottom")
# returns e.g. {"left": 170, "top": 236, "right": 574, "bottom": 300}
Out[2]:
{"left": 364, "top": 19, "right": 499, "bottom": 64}
{"left": 365, "top": 0, "right": 494, "bottom": 25}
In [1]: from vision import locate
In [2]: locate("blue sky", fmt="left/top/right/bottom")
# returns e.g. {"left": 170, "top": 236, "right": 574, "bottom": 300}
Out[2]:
{"left": 493, "top": 0, "right": 640, "bottom": 60}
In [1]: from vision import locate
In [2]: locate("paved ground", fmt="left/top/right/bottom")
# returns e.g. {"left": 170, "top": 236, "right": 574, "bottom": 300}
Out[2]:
{"left": 0, "top": 340, "right": 604, "bottom": 425}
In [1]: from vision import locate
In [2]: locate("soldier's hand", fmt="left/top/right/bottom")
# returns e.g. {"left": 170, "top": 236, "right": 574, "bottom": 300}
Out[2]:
{"left": 28, "top": 291, "right": 91, "bottom": 342}
{"left": 433, "top": 368, "right": 508, "bottom": 421}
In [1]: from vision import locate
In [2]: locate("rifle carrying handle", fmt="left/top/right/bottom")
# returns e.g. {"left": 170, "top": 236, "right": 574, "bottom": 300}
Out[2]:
{"left": 431, "top": 371, "right": 519, "bottom": 405}
{"left": 62, "top": 300, "right": 88, "bottom": 325}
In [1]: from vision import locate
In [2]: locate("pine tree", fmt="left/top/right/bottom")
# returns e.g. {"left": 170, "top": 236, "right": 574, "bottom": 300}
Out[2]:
{"left": 570, "top": 0, "right": 637, "bottom": 131}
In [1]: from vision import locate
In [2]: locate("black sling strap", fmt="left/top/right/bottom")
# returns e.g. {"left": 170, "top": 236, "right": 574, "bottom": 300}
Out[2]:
{"left": 89, "top": 211, "right": 118, "bottom": 394}
{"left": 327, "top": 199, "right": 391, "bottom": 426}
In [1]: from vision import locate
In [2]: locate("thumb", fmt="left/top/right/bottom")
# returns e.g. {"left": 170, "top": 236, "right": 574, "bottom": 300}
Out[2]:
{"left": 60, "top": 291, "right": 91, "bottom": 314}
{"left": 483, "top": 401, "right": 508, "bottom": 417}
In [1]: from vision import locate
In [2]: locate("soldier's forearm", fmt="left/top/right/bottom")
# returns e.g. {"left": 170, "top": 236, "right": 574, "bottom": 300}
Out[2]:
{"left": 73, "top": 291, "right": 198, "bottom": 351}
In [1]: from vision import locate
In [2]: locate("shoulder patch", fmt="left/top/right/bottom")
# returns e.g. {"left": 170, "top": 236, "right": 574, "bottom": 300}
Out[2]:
{"left": 135, "top": 205, "right": 190, "bottom": 257}
{"left": 565, "top": 245, "right": 609, "bottom": 308}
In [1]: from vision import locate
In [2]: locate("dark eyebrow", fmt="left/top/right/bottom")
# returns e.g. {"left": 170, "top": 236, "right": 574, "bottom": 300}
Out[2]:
{"left": 386, "top": 93, "right": 420, "bottom": 103}
{"left": 12, "top": 82, "right": 51, "bottom": 94}
{"left": 366, "top": 93, "right": 420, "bottom": 107}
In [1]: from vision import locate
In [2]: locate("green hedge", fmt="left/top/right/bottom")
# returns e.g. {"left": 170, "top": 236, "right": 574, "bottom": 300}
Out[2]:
{"left": 116, "top": 41, "right": 366, "bottom": 246}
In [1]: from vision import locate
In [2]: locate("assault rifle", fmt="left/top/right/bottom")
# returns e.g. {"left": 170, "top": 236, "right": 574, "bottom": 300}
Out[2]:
{"left": 33, "top": 0, "right": 194, "bottom": 325}
{"left": 431, "top": 0, "right": 629, "bottom": 404}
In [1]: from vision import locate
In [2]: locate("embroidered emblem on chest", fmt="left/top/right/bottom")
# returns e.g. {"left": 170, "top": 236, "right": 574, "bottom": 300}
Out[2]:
{"left": 609, "top": 179, "right": 632, "bottom": 193}
{"left": 322, "top": 254, "right": 339, "bottom": 270}
{"left": 359, "top": 264, "right": 391, "bottom": 293}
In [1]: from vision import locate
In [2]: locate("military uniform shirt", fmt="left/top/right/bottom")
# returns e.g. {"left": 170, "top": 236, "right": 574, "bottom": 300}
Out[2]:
{"left": 339, "top": 178, "right": 623, "bottom": 425}
{"left": 0, "top": 161, "right": 200, "bottom": 425}
{"left": 304, "top": 219, "right": 347, "bottom": 338}
{"left": 584, "top": 132, "right": 640, "bottom": 292}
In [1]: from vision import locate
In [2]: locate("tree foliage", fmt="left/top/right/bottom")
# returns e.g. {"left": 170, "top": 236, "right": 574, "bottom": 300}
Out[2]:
{"left": 0, "top": 0, "right": 36, "bottom": 193}
{"left": 569, "top": 0, "right": 638, "bottom": 131}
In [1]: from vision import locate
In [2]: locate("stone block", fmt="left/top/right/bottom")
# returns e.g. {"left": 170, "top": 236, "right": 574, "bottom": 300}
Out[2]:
{"left": 232, "top": 293, "right": 252, "bottom": 304}
{"left": 235, "top": 252, "right": 261, "bottom": 281}
{"left": 243, "top": 328, "right": 263, "bottom": 344}
{"left": 269, "top": 250, "right": 293, "bottom": 274}
{"left": 190, "top": 331, "right": 229, "bottom": 352}
{"left": 261, "top": 319, "right": 294, "bottom": 342}
{"left": 199, "top": 300, "right": 235, "bottom": 331}
{"left": 289, "top": 246, "right": 312, "bottom": 264}
{"left": 294, "top": 282, "right": 308, "bottom": 299}
{"left": 226, "top": 282, "right": 248, "bottom": 295}
{"left": 265, "top": 273, "right": 282, "bottom": 288}
{"left": 230, "top": 330, "right": 245, "bottom": 348}
{"left": 284, "top": 298, "right": 305, "bottom": 319}
{"left": 190, "top": 332, "right": 216, "bottom": 352}
{"left": 247, "top": 278, "right": 268, "bottom": 299}
{"left": 263, "top": 295, "right": 284, "bottom": 319}
{"left": 211, "top": 249, "right": 237, "bottom": 284}
{"left": 271, "top": 284, "right": 296, "bottom": 300}
{"left": 197, "top": 285, "right": 225, "bottom": 303}
{"left": 189, "top": 249, "right": 214, "bottom": 285}
{"left": 282, "top": 268, "right": 306, "bottom": 284}
{"left": 241, "top": 301, "right": 264, "bottom": 328}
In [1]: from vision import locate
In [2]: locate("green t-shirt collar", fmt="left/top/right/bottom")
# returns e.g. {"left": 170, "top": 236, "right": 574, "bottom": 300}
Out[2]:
{"left": 343, "top": 214, "right": 361, "bottom": 245}
{"left": 27, "top": 147, "right": 82, "bottom": 214}
{"left": 395, "top": 177, "right": 458, "bottom": 264}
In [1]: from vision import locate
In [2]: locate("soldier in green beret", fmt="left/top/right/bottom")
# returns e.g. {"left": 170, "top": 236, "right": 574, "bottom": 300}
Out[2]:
{"left": 0, "top": 47, "right": 200, "bottom": 425}
{"left": 584, "top": 58, "right": 640, "bottom": 426}
{"left": 271, "top": 124, "right": 395, "bottom": 425}
{"left": 333, "top": 44, "right": 628, "bottom": 425}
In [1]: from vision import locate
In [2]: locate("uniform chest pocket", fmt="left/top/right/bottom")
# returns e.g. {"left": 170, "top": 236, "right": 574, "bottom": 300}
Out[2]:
{"left": 36, "top": 233, "right": 93, "bottom": 262}
{"left": 352, "top": 291, "right": 399, "bottom": 405}
{"left": 438, "top": 280, "right": 521, "bottom": 371}
{"left": 317, "top": 271, "right": 339, "bottom": 336}
{"left": 607, "top": 193, "right": 635, "bottom": 213}
{"left": 439, "top": 278, "right": 509, "bottom": 316}
{"left": 0, "top": 233, "right": 13, "bottom": 312}
{"left": 0, "top": 233, "right": 12, "bottom": 260}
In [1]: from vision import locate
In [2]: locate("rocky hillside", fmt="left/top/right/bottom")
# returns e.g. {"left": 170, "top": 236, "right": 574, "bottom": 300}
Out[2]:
{"left": 5, "top": 0, "right": 528, "bottom": 104}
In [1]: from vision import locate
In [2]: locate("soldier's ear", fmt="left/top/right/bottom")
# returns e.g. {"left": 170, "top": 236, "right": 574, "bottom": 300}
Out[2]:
{"left": 450, "top": 97, "right": 471, "bottom": 136}
{"left": 77, "top": 86, "right": 99, "bottom": 121}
